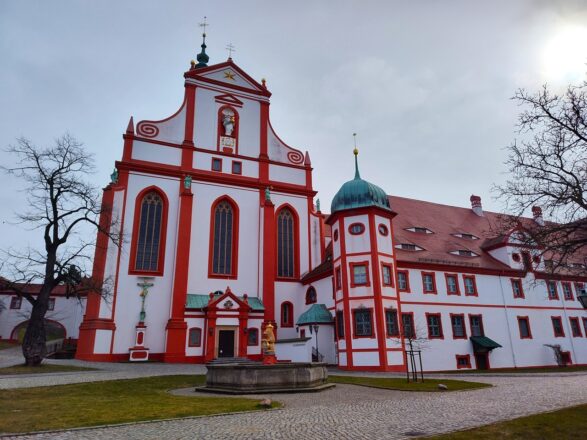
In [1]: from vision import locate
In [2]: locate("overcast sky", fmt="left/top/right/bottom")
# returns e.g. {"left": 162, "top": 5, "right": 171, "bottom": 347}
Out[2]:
{"left": 1, "top": 0, "right": 587, "bottom": 253}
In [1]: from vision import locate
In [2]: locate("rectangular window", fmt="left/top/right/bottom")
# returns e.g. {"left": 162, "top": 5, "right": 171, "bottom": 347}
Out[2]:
{"left": 401, "top": 313, "right": 415, "bottom": 339}
{"left": 517, "top": 316, "right": 532, "bottom": 339}
{"left": 397, "top": 270, "right": 410, "bottom": 292}
{"left": 562, "top": 282, "right": 573, "bottom": 300}
{"left": 451, "top": 314, "right": 466, "bottom": 339}
{"left": 463, "top": 275, "right": 477, "bottom": 296}
{"left": 445, "top": 274, "right": 459, "bottom": 295}
{"left": 9, "top": 296, "right": 22, "bottom": 310}
{"left": 231, "top": 161, "right": 242, "bottom": 175}
{"left": 551, "top": 316, "right": 564, "bottom": 337}
{"left": 547, "top": 281, "right": 559, "bottom": 300}
{"left": 382, "top": 264, "right": 393, "bottom": 286}
{"left": 336, "top": 310, "right": 345, "bottom": 338}
{"left": 575, "top": 283, "right": 586, "bottom": 296}
{"left": 351, "top": 263, "right": 369, "bottom": 287}
{"left": 569, "top": 318, "right": 582, "bottom": 337}
{"left": 511, "top": 279, "right": 524, "bottom": 298}
{"left": 469, "top": 315, "right": 484, "bottom": 337}
{"left": 47, "top": 298, "right": 55, "bottom": 311}
{"left": 247, "top": 328, "right": 259, "bottom": 346}
{"left": 426, "top": 313, "right": 443, "bottom": 339}
{"left": 211, "top": 158, "right": 222, "bottom": 172}
{"left": 188, "top": 328, "right": 202, "bottom": 347}
{"left": 385, "top": 309, "right": 399, "bottom": 337}
{"left": 353, "top": 309, "right": 373, "bottom": 337}
{"left": 421, "top": 272, "right": 436, "bottom": 294}
{"left": 335, "top": 267, "right": 342, "bottom": 291}
{"left": 456, "top": 354, "right": 471, "bottom": 369}
{"left": 583, "top": 317, "right": 587, "bottom": 338}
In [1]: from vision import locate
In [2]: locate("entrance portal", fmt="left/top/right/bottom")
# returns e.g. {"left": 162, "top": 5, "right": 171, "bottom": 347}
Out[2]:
{"left": 218, "top": 330, "right": 235, "bottom": 358}
{"left": 474, "top": 352, "right": 489, "bottom": 370}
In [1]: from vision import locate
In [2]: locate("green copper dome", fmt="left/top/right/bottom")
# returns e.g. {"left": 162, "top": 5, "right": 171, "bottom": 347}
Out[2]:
{"left": 331, "top": 150, "right": 391, "bottom": 214}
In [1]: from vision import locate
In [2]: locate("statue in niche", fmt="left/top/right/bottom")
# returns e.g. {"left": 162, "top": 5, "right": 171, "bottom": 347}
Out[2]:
{"left": 221, "top": 108, "right": 236, "bottom": 137}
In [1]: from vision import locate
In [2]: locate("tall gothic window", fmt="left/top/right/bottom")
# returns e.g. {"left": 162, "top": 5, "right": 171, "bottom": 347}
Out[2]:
{"left": 277, "top": 208, "right": 296, "bottom": 278}
{"left": 135, "top": 191, "right": 164, "bottom": 272}
{"left": 211, "top": 200, "right": 235, "bottom": 275}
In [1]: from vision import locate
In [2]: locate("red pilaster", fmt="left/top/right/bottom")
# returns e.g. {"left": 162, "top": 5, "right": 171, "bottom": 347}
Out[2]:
{"left": 238, "top": 304, "right": 249, "bottom": 358}
{"left": 163, "top": 180, "right": 193, "bottom": 362}
{"left": 262, "top": 195, "right": 276, "bottom": 328}
{"left": 338, "top": 218, "right": 354, "bottom": 368}
{"left": 259, "top": 102, "right": 269, "bottom": 183}
{"left": 183, "top": 84, "right": 196, "bottom": 150}
{"left": 205, "top": 299, "right": 218, "bottom": 362}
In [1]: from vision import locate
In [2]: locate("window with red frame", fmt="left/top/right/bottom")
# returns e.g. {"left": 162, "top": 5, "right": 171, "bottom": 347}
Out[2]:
{"left": 277, "top": 208, "right": 296, "bottom": 278}
{"left": 211, "top": 200, "right": 236, "bottom": 276}
{"left": 511, "top": 279, "right": 524, "bottom": 298}
{"left": 575, "top": 283, "right": 586, "bottom": 296}
{"left": 10, "top": 296, "right": 22, "bottom": 310}
{"left": 188, "top": 328, "right": 202, "bottom": 347}
{"left": 583, "top": 317, "right": 587, "bottom": 337}
{"left": 353, "top": 309, "right": 373, "bottom": 337}
{"left": 382, "top": 264, "right": 393, "bottom": 286}
{"left": 333, "top": 229, "right": 339, "bottom": 242}
{"left": 422, "top": 272, "right": 436, "bottom": 294}
{"left": 134, "top": 191, "right": 164, "bottom": 272}
{"left": 47, "top": 298, "right": 55, "bottom": 311}
{"left": 231, "top": 161, "right": 242, "bottom": 175}
{"left": 562, "top": 282, "right": 573, "bottom": 300}
{"left": 336, "top": 310, "right": 345, "bottom": 338}
{"left": 397, "top": 271, "right": 410, "bottom": 292}
{"left": 426, "top": 314, "right": 443, "bottom": 338}
{"left": 211, "top": 158, "right": 222, "bottom": 172}
{"left": 547, "top": 281, "right": 559, "bottom": 300}
{"left": 351, "top": 263, "right": 369, "bottom": 286}
{"left": 517, "top": 317, "right": 532, "bottom": 339}
{"left": 247, "top": 328, "right": 259, "bottom": 346}
{"left": 463, "top": 275, "right": 477, "bottom": 296}
{"left": 281, "top": 302, "right": 293, "bottom": 327}
{"left": 348, "top": 223, "right": 365, "bottom": 235}
{"left": 445, "top": 274, "right": 459, "bottom": 295}
{"left": 385, "top": 309, "right": 399, "bottom": 337}
{"left": 456, "top": 354, "right": 471, "bottom": 369}
{"left": 469, "top": 315, "right": 484, "bottom": 337}
{"left": 378, "top": 224, "right": 389, "bottom": 236}
{"left": 401, "top": 313, "right": 415, "bottom": 338}
{"left": 551, "top": 316, "right": 564, "bottom": 337}
{"left": 335, "top": 267, "right": 342, "bottom": 290}
{"left": 569, "top": 317, "right": 582, "bottom": 337}
{"left": 305, "top": 286, "right": 317, "bottom": 304}
{"left": 451, "top": 314, "right": 466, "bottom": 339}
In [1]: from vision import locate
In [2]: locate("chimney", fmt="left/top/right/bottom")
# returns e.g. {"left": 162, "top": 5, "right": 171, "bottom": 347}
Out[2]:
{"left": 532, "top": 206, "right": 544, "bottom": 226}
{"left": 470, "top": 195, "right": 483, "bottom": 217}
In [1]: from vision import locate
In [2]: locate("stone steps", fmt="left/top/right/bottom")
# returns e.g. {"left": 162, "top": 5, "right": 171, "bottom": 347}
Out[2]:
{"left": 206, "top": 357, "right": 259, "bottom": 366}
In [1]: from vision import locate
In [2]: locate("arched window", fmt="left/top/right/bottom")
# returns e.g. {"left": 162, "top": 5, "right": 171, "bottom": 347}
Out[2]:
{"left": 306, "top": 286, "right": 317, "bottom": 304}
{"left": 133, "top": 190, "right": 166, "bottom": 273}
{"left": 281, "top": 302, "right": 294, "bottom": 327}
{"left": 209, "top": 198, "right": 239, "bottom": 277}
{"left": 277, "top": 207, "right": 297, "bottom": 278}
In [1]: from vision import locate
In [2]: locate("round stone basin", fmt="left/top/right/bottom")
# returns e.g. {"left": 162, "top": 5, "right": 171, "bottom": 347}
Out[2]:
{"left": 197, "top": 362, "right": 335, "bottom": 394}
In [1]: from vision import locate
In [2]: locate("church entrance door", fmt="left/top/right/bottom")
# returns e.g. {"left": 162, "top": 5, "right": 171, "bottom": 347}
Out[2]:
{"left": 218, "top": 330, "right": 235, "bottom": 358}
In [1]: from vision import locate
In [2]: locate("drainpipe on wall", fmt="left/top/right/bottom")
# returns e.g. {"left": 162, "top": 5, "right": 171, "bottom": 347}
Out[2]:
{"left": 498, "top": 275, "right": 518, "bottom": 368}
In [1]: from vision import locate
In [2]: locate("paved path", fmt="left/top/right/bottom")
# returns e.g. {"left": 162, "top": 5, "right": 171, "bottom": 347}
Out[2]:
{"left": 2, "top": 370, "right": 587, "bottom": 439}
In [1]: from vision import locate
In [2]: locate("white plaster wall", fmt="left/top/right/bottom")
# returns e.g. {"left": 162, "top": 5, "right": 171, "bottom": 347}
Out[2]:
{"left": 94, "top": 329, "right": 112, "bottom": 354}
{"left": 343, "top": 215, "right": 371, "bottom": 255}
{"left": 275, "top": 338, "right": 312, "bottom": 362}
{"left": 193, "top": 88, "right": 218, "bottom": 150}
{"left": 353, "top": 351, "right": 381, "bottom": 366}
{"left": 202, "top": 69, "right": 259, "bottom": 91}
{"left": 375, "top": 215, "right": 394, "bottom": 255}
{"left": 309, "top": 214, "right": 322, "bottom": 271}
{"left": 246, "top": 317, "right": 263, "bottom": 356}
{"left": 269, "top": 164, "right": 306, "bottom": 186}
{"left": 137, "top": 102, "right": 186, "bottom": 145}
{"left": 185, "top": 317, "right": 205, "bottom": 357}
{"left": 332, "top": 221, "right": 341, "bottom": 259}
{"left": 192, "top": 152, "right": 259, "bottom": 178}
{"left": 131, "top": 141, "right": 181, "bottom": 166}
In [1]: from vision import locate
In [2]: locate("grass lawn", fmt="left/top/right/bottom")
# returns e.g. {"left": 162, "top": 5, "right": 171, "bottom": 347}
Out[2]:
{"left": 0, "top": 375, "right": 278, "bottom": 434}
{"left": 0, "top": 341, "right": 17, "bottom": 350}
{"left": 0, "top": 364, "right": 96, "bottom": 376}
{"left": 329, "top": 375, "right": 490, "bottom": 392}
{"left": 445, "top": 365, "right": 587, "bottom": 374}
{"left": 428, "top": 403, "right": 587, "bottom": 439}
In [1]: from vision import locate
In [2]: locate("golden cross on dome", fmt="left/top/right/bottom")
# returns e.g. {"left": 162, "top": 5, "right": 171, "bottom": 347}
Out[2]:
{"left": 199, "top": 16, "right": 209, "bottom": 37}
{"left": 223, "top": 70, "right": 236, "bottom": 81}
{"left": 226, "top": 43, "right": 236, "bottom": 58}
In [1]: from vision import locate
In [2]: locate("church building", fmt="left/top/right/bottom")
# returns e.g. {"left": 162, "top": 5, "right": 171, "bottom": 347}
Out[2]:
{"left": 76, "top": 34, "right": 587, "bottom": 371}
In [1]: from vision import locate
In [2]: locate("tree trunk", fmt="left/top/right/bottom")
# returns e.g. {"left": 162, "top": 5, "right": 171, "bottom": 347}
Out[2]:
{"left": 22, "top": 303, "right": 47, "bottom": 366}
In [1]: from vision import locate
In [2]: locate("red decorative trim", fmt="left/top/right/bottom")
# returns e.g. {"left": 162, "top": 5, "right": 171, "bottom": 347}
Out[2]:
{"left": 207, "top": 195, "right": 240, "bottom": 279}
{"left": 231, "top": 160, "right": 242, "bottom": 175}
{"left": 445, "top": 273, "right": 460, "bottom": 296}
{"left": 462, "top": 274, "right": 478, "bottom": 296}
{"left": 517, "top": 316, "right": 533, "bottom": 339}
{"left": 262, "top": 198, "right": 276, "bottom": 325}
{"left": 217, "top": 105, "right": 239, "bottom": 155}
{"left": 214, "top": 93, "right": 244, "bottom": 108}
{"left": 397, "top": 270, "right": 410, "bottom": 292}
{"left": 511, "top": 278, "right": 525, "bottom": 299}
{"left": 128, "top": 186, "right": 169, "bottom": 276}
{"left": 280, "top": 301, "right": 294, "bottom": 327}
{"left": 450, "top": 313, "right": 467, "bottom": 339}
{"left": 421, "top": 271, "right": 437, "bottom": 294}
{"left": 352, "top": 308, "right": 375, "bottom": 338}
{"left": 185, "top": 60, "right": 271, "bottom": 96}
{"left": 187, "top": 328, "right": 202, "bottom": 347}
{"left": 211, "top": 157, "right": 223, "bottom": 172}
{"left": 348, "top": 222, "right": 365, "bottom": 235}
{"left": 455, "top": 354, "right": 472, "bottom": 369}
{"left": 425, "top": 312, "right": 444, "bottom": 339}
{"left": 333, "top": 229, "right": 339, "bottom": 242}
{"left": 399, "top": 299, "right": 586, "bottom": 311}
{"left": 378, "top": 224, "right": 389, "bottom": 236}
{"left": 349, "top": 261, "right": 371, "bottom": 288}
{"left": 381, "top": 263, "right": 394, "bottom": 287}
{"left": 397, "top": 260, "right": 525, "bottom": 278}
{"left": 275, "top": 203, "right": 300, "bottom": 281}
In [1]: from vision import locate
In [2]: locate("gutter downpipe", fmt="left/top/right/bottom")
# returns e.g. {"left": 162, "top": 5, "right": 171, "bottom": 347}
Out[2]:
{"left": 498, "top": 272, "right": 518, "bottom": 368}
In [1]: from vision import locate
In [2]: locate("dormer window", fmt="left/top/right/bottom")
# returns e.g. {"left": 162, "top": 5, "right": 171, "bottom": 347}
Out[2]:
{"left": 450, "top": 249, "right": 479, "bottom": 257}
{"left": 395, "top": 243, "right": 424, "bottom": 251}
{"left": 453, "top": 233, "right": 479, "bottom": 240}
{"left": 406, "top": 227, "right": 433, "bottom": 234}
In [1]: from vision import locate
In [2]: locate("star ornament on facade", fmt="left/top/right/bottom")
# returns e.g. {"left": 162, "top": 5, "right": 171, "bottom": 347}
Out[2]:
{"left": 223, "top": 70, "right": 236, "bottom": 81}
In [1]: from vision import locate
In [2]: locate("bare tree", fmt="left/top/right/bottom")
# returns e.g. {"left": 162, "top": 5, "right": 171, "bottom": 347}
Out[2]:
{"left": 1, "top": 134, "right": 118, "bottom": 366}
{"left": 495, "top": 81, "right": 587, "bottom": 273}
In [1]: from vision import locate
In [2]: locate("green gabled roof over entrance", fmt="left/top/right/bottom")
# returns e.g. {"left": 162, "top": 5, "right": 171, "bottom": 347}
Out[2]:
{"left": 296, "top": 304, "right": 333, "bottom": 325}
{"left": 185, "top": 294, "right": 264, "bottom": 311}
{"left": 470, "top": 336, "right": 502, "bottom": 351}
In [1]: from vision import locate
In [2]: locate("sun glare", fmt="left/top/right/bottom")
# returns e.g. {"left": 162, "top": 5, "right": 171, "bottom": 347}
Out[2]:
{"left": 542, "top": 25, "right": 587, "bottom": 82}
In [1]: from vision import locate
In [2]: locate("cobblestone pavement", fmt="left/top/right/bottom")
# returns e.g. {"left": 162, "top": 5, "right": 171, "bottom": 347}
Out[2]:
{"left": 3, "top": 373, "right": 587, "bottom": 440}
